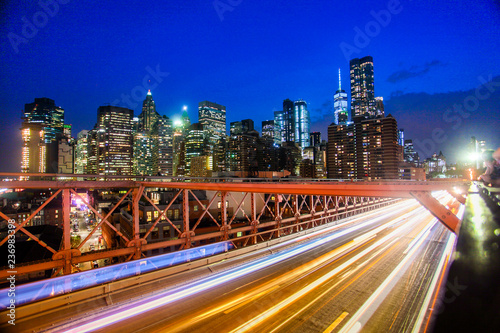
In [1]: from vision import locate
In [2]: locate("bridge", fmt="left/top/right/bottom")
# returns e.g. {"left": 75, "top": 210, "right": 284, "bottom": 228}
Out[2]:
{"left": 1, "top": 174, "right": 498, "bottom": 331}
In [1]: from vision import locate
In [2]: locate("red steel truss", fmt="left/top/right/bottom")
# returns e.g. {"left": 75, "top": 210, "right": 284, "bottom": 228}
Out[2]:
{"left": 0, "top": 174, "right": 469, "bottom": 279}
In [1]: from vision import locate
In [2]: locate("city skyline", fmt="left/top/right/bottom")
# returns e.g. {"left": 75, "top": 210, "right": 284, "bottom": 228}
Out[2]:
{"left": 1, "top": 0, "right": 500, "bottom": 172}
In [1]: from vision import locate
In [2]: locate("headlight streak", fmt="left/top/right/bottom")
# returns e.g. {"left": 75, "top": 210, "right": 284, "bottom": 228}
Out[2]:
{"left": 338, "top": 220, "right": 441, "bottom": 333}
{"left": 59, "top": 203, "right": 425, "bottom": 333}
{"left": 403, "top": 219, "right": 438, "bottom": 255}
{"left": 229, "top": 217, "right": 424, "bottom": 333}
{"left": 412, "top": 232, "right": 456, "bottom": 333}
{"left": 230, "top": 207, "right": 434, "bottom": 333}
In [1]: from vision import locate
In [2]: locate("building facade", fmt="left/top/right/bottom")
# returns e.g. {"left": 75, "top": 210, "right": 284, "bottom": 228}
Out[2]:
{"left": 92, "top": 106, "right": 134, "bottom": 176}
{"left": 333, "top": 68, "right": 348, "bottom": 125}
{"left": 327, "top": 115, "right": 399, "bottom": 180}
{"left": 21, "top": 98, "right": 70, "bottom": 174}
{"left": 350, "top": 56, "right": 376, "bottom": 119}
{"left": 198, "top": 101, "right": 226, "bottom": 144}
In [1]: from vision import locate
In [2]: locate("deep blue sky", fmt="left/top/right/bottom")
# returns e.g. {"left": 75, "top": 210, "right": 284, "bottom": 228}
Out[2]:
{"left": 1, "top": 0, "right": 499, "bottom": 172}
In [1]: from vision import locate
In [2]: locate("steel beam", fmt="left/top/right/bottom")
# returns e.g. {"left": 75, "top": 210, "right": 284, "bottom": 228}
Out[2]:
{"left": 139, "top": 181, "right": 469, "bottom": 198}
{"left": 410, "top": 191, "right": 462, "bottom": 234}
{"left": 447, "top": 190, "right": 466, "bottom": 205}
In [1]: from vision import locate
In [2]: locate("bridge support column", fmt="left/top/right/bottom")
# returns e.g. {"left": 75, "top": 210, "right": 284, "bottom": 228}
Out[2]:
{"left": 220, "top": 192, "right": 228, "bottom": 241}
{"left": 182, "top": 189, "right": 191, "bottom": 248}
{"left": 62, "top": 189, "right": 71, "bottom": 252}
{"left": 250, "top": 193, "right": 258, "bottom": 244}
{"left": 410, "top": 191, "right": 462, "bottom": 234}
{"left": 275, "top": 194, "right": 281, "bottom": 238}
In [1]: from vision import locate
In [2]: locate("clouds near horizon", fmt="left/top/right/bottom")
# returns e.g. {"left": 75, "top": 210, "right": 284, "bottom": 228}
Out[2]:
{"left": 386, "top": 60, "right": 445, "bottom": 84}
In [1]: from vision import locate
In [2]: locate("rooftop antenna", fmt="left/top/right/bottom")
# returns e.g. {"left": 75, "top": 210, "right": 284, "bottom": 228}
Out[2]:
{"left": 338, "top": 68, "right": 342, "bottom": 91}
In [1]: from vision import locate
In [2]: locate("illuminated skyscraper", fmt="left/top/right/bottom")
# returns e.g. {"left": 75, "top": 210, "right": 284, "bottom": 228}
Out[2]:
{"left": 94, "top": 106, "right": 134, "bottom": 176}
{"left": 333, "top": 68, "right": 348, "bottom": 124}
{"left": 185, "top": 123, "right": 207, "bottom": 175}
{"left": 21, "top": 98, "right": 69, "bottom": 174}
{"left": 274, "top": 99, "right": 310, "bottom": 150}
{"left": 74, "top": 130, "right": 89, "bottom": 174}
{"left": 138, "top": 90, "right": 159, "bottom": 133}
{"left": 294, "top": 100, "right": 310, "bottom": 150}
{"left": 134, "top": 90, "right": 160, "bottom": 175}
{"left": 327, "top": 115, "right": 399, "bottom": 180}
{"left": 261, "top": 120, "right": 275, "bottom": 141}
{"left": 198, "top": 101, "right": 226, "bottom": 144}
{"left": 157, "top": 115, "right": 173, "bottom": 176}
{"left": 350, "top": 56, "right": 376, "bottom": 119}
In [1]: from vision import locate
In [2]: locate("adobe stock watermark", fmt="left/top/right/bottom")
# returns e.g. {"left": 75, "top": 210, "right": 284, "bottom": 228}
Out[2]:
{"left": 7, "top": 0, "right": 72, "bottom": 54}
{"left": 6, "top": 219, "right": 17, "bottom": 326}
{"left": 213, "top": 0, "right": 242, "bottom": 21}
{"left": 339, "top": 0, "right": 404, "bottom": 61}
{"left": 111, "top": 64, "right": 169, "bottom": 109}
{"left": 414, "top": 74, "right": 500, "bottom": 158}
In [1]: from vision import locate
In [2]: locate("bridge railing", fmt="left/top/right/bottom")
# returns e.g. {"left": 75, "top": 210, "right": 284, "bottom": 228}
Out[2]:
{"left": 0, "top": 174, "right": 412, "bottom": 280}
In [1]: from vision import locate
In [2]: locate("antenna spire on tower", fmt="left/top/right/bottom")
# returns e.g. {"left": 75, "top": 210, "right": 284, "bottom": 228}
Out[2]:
{"left": 338, "top": 68, "right": 342, "bottom": 91}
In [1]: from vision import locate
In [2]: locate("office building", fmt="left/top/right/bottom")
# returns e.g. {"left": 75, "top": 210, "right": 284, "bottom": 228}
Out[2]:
{"left": 309, "top": 132, "right": 321, "bottom": 147}
{"left": 327, "top": 115, "right": 399, "bottom": 180}
{"left": 134, "top": 91, "right": 160, "bottom": 175}
{"left": 92, "top": 106, "right": 134, "bottom": 176}
{"left": 375, "top": 97, "right": 385, "bottom": 117}
{"left": 157, "top": 115, "right": 173, "bottom": 176}
{"left": 274, "top": 99, "right": 310, "bottom": 150}
{"left": 350, "top": 56, "right": 376, "bottom": 119}
{"left": 21, "top": 98, "right": 72, "bottom": 175}
{"left": 185, "top": 123, "right": 207, "bottom": 175}
{"left": 294, "top": 100, "right": 310, "bottom": 150}
{"left": 198, "top": 101, "right": 226, "bottom": 144}
{"left": 333, "top": 68, "right": 348, "bottom": 125}
{"left": 230, "top": 119, "right": 254, "bottom": 136}
{"left": 138, "top": 90, "right": 159, "bottom": 133}
{"left": 403, "top": 139, "right": 420, "bottom": 164}
{"left": 261, "top": 120, "right": 274, "bottom": 138}
{"left": 74, "top": 130, "right": 89, "bottom": 174}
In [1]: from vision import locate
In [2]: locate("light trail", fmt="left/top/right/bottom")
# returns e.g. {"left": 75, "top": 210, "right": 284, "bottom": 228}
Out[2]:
{"left": 413, "top": 232, "right": 456, "bottom": 332}
{"left": 229, "top": 210, "right": 433, "bottom": 333}
{"left": 55, "top": 201, "right": 424, "bottom": 332}
{"left": 338, "top": 220, "right": 444, "bottom": 333}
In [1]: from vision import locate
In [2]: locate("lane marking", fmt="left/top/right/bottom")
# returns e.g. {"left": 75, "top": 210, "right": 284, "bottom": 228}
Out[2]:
{"left": 323, "top": 311, "right": 349, "bottom": 333}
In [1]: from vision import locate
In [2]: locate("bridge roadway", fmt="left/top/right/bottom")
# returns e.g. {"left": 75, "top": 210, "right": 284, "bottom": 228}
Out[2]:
{"left": 4, "top": 194, "right": 460, "bottom": 332}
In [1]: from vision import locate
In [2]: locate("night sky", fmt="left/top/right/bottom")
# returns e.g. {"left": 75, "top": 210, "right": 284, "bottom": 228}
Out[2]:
{"left": 1, "top": 0, "right": 499, "bottom": 172}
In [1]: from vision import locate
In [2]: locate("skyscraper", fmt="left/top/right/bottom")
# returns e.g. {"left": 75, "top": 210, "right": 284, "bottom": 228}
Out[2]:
{"left": 134, "top": 90, "right": 160, "bottom": 175}
{"left": 74, "top": 130, "right": 89, "bottom": 174}
{"left": 157, "top": 115, "right": 173, "bottom": 176}
{"left": 350, "top": 56, "right": 375, "bottom": 119}
{"left": 185, "top": 123, "right": 207, "bottom": 175}
{"left": 261, "top": 120, "right": 276, "bottom": 143}
{"left": 93, "top": 106, "right": 134, "bottom": 176}
{"left": 230, "top": 119, "right": 254, "bottom": 136}
{"left": 309, "top": 132, "right": 321, "bottom": 147}
{"left": 198, "top": 101, "right": 226, "bottom": 144}
{"left": 21, "top": 98, "right": 69, "bottom": 174}
{"left": 294, "top": 100, "right": 310, "bottom": 150}
{"left": 327, "top": 115, "right": 399, "bottom": 180}
{"left": 138, "top": 90, "right": 159, "bottom": 133}
{"left": 333, "top": 68, "right": 348, "bottom": 125}
{"left": 274, "top": 99, "right": 310, "bottom": 150}
{"left": 375, "top": 96, "right": 385, "bottom": 117}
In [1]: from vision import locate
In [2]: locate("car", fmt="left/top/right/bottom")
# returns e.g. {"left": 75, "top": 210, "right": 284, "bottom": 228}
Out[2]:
{"left": 92, "top": 261, "right": 98, "bottom": 268}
